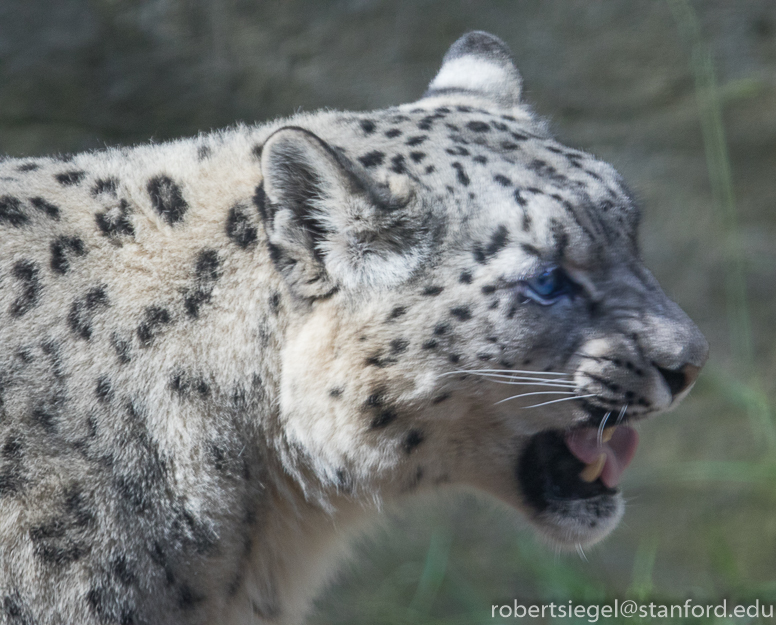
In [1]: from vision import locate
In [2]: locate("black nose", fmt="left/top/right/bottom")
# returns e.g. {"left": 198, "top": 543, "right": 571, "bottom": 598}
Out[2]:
{"left": 655, "top": 363, "right": 701, "bottom": 400}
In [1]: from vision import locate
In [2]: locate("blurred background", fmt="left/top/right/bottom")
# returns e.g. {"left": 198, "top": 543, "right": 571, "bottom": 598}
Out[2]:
{"left": 2, "top": 1, "right": 774, "bottom": 622}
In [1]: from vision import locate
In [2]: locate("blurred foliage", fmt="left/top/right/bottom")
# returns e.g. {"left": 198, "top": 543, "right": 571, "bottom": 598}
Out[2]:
{"left": 2, "top": 0, "right": 775, "bottom": 623}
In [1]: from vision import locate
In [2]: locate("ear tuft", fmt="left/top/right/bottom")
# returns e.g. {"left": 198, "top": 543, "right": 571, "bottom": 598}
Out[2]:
{"left": 443, "top": 30, "right": 515, "bottom": 66}
{"left": 422, "top": 31, "right": 522, "bottom": 108}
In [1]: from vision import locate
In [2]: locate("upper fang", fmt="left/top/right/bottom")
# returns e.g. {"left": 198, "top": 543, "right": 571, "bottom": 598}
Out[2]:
{"left": 602, "top": 426, "right": 617, "bottom": 443}
{"left": 579, "top": 453, "right": 606, "bottom": 482}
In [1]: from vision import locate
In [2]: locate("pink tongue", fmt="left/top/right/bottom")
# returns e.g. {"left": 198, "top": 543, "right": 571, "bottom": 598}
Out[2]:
{"left": 564, "top": 426, "right": 639, "bottom": 488}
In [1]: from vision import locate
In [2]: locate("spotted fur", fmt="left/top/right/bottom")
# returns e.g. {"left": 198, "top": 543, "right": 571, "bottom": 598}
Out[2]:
{"left": 0, "top": 32, "right": 707, "bottom": 624}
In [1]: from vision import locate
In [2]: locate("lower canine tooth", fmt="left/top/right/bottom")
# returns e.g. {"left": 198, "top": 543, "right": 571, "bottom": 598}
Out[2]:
{"left": 602, "top": 426, "right": 617, "bottom": 443}
{"left": 580, "top": 453, "right": 606, "bottom": 482}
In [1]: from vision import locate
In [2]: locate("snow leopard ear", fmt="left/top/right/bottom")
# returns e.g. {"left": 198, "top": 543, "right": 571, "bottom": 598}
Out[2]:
{"left": 422, "top": 31, "right": 522, "bottom": 108}
{"left": 259, "top": 127, "right": 429, "bottom": 299}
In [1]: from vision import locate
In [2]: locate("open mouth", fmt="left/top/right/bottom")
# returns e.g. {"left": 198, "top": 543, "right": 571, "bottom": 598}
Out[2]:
{"left": 517, "top": 423, "right": 639, "bottom": 514}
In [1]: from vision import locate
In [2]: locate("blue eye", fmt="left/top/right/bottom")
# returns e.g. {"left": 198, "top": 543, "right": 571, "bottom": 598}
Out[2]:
{"left": 524, "top": 268, "right": 571, "bottom": 304}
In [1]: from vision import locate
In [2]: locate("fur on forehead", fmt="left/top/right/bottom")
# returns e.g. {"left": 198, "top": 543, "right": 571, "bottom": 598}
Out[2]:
{"left": 254, "top": 31, "right": 640, "bottom": 299}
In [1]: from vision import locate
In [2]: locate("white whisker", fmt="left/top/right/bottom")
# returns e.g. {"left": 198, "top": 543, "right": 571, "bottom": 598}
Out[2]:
{"left": 441, "top": 369, "right": 572, "bottom": 378}
{"left": 464, "top": 372, "right": 574, "bottom": 381}
{"left": 597, "top": 411, "right": 612, "bottom": 447}
{"left": 484, "top": 379, "right": 577, "bottom": 388}
{"left": 495, "top": 391, "right": 578, "bottom": 405}
{"left": 441, "top": 371, "right": 576, "bottom": 386}
{"left": 520, "top": 394, "right": 597, "bottom": 409}
{"left": 615, "top": 403, "right": 628, "bottom": 425}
